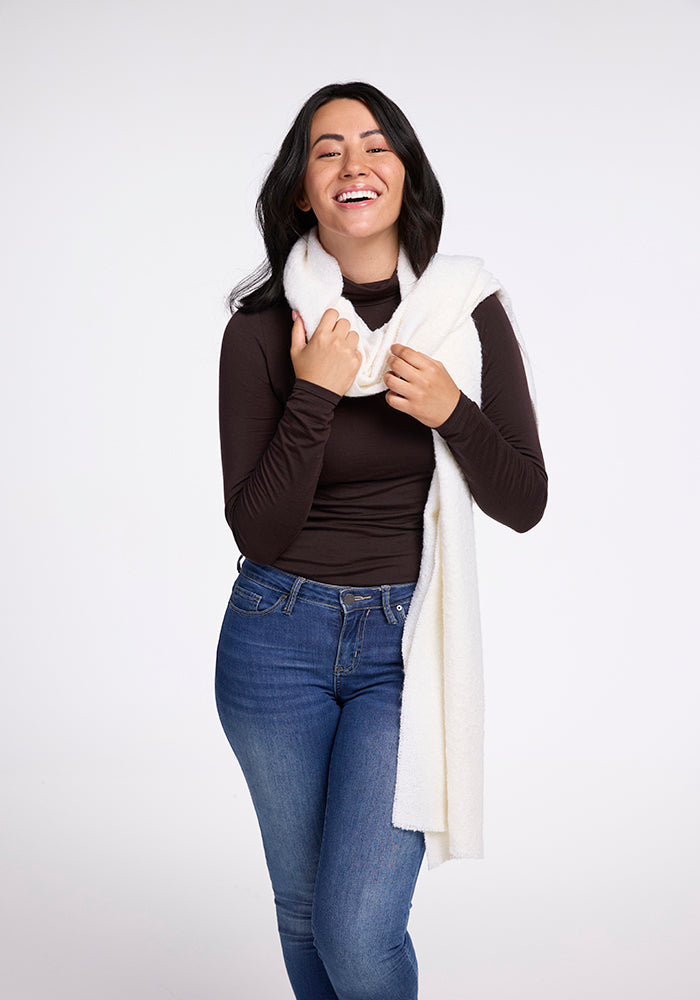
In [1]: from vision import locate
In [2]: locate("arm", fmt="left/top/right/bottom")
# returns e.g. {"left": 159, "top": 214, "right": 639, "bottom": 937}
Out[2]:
{"left": 384, "top": 293, "right": 547, "bottom": 532}
{"left": 218, "top": 310, "right": 341, "bottom": 563}
{"left": 436, "top": 294, "right": 547, "bottom": 532}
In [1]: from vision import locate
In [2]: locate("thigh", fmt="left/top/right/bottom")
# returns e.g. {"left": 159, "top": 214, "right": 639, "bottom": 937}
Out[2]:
{"left": 313, "top": 607, "right": 425, "bottom": 939}
{"left": 215, "top": 580, "right": 341, "bottom": 891}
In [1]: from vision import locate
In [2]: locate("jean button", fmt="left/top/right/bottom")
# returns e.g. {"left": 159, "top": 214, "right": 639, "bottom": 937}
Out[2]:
{"left": 343, "top": 593, "right": 355, "bottom": 606}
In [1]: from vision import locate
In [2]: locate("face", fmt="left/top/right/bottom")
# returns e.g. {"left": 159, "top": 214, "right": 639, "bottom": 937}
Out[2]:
{"left": 298, "top": 99, "right": 406, "bottom": 252}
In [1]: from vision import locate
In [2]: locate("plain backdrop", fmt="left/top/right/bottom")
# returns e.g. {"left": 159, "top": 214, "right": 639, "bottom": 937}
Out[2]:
{"left": 2, "top": 1, "right": 699, "bottom": 997}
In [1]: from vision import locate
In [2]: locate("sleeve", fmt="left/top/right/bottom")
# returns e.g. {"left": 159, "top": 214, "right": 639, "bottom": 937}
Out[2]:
{"left": 436, "top": 293, "right": 548, "bottom": 532}
{"left": 218, "top": 311, "right": 341, "bottom": 563}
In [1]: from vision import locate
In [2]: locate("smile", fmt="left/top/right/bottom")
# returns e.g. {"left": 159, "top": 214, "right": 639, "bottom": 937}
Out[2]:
{"left": 335, "top": 189, "right": 379, "bottom": 203}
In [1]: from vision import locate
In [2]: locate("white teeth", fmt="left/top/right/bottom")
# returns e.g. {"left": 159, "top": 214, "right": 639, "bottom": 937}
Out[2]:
{"left": 336, "top": 190, "right": 378, "bottom": 202}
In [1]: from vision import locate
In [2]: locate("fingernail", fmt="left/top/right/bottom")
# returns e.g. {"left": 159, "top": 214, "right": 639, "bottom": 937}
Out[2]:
{"left": 292, "top": 309, "right": 298, "bottom": 321}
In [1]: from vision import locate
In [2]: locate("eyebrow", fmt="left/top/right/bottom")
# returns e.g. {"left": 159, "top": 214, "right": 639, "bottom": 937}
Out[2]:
{"left": 311, "top": 129, "right": 384, "bottom": 148}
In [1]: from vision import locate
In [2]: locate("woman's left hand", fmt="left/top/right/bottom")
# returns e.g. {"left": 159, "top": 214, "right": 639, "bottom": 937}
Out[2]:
{"left": 384, "top": 344, "right": 461, "bottom": 428}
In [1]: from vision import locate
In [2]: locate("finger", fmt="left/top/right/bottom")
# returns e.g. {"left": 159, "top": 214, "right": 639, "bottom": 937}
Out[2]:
{"left": 290, "top": 313, "right": 307, "bottom": 355}
{"left": 389, "top": 343, "right": 426, "bottom": 368}
{"left": 332, "top": 317, "right": 351, "bottom": 337}
{"left": 386, "top": 355, "right": 416, "bottom": 381}
{"left": 318, "top": 308, "right": 341, "bottom": 330}
{"left": 385, "top": 389, "right": 411, "bottom": 412}
{"left": 345, "top": 328, "right": 360, "bottom": 347}
{"left": 384, "top": 371, "right": 414, "bottom": 396}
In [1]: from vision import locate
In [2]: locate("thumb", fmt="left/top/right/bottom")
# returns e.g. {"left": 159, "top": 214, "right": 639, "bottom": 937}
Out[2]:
{"left": 290, "top": 310, "right": 307, "bottom": 356}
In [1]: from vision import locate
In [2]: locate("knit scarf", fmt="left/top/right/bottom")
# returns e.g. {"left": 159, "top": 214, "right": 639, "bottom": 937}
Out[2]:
{"left": 283, "top": 228, "right": 515, "bottom": 867}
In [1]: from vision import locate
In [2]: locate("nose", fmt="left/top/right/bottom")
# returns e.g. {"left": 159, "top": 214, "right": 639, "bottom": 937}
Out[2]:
{"left": 341, "top": 146, "right": 368, "bottom": 177}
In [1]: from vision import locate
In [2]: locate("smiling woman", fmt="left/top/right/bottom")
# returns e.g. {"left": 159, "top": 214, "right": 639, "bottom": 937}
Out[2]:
{"left": 228, "top": 82, "right": 443, "bottom": 314}
{"left": 216, "top": 82, "right": 547, "bottom": 1000}
{"left": 295, "top": 100, "right": 406, "bottom": 280}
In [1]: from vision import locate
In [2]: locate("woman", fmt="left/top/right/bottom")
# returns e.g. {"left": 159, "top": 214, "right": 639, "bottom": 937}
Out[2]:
{"left": 216, "top": 81, "right": 547, "bottom": 1000}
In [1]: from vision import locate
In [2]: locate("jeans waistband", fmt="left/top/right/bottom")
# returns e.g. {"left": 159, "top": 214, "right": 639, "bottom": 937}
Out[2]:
{"left": 238, "top": 559, "right": 416, "bottom": 619}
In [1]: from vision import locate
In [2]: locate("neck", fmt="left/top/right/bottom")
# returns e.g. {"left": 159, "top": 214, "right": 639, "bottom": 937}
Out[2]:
{"left": 316, "top": 227, "right": 400, "bottom": 283}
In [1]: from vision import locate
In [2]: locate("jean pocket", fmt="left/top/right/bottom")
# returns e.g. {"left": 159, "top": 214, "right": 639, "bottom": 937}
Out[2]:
{"left": 228, "top": 580, "right": 286, "bottom": 616}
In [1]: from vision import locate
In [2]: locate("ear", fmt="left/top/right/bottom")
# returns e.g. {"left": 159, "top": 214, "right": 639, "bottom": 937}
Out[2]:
{"left": 296, "top": 190, "right": 311, "bottom": 212}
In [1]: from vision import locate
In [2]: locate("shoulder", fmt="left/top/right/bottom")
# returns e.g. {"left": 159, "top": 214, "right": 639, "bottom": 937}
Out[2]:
{"left": 221, "top": 302, "right": 292, "bottom": 364}
{"left": 432, "top": 251, "right": 484, "bottom": 267}
{"left": 223, "top": 302, "right": 291, "bottom": 347}
{"left": 472, "top": 291, "right": 508, "bottom": 325}
{"left": 424, "top": 253, "right": 500, "bottom": 313}
{"left": 429, "top": 252, "right": 486, "bottom": 281}
{"left": 472, "top": 293, "right": 517, "bottom": 347}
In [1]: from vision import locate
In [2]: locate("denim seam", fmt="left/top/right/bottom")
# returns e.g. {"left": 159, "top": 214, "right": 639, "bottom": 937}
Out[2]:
{"left": 240, "top": 576, "right": 344, "bottom": 612}
{"left": 282, "top": 575, "right": 306, "bottom": 615}
{"left": 232, "top": 584, "right": 262, "bottom": 610}
{"left": 334, "top": 608, "right": 370, "bottom": 677}
{"left": 227, "top": 596, "right": 286, "bottom": 617}
{"left": 381, "top": 585, "right": 397, "bottom": 624}
{"left": 352, "top": 609, "right": 370, "bottom": 675}
{"left": 297, "top": 598, "right": 344, "bottom": 610}
{"left": 239, "top": 574, "right": 288, "bottom": 598}
{"left": 332, "top": 615, "right": 347, "bottom": 682}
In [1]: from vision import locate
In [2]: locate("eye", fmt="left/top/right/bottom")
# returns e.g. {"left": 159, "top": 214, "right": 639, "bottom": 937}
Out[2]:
{"left": 368, "top": 147, "right": 389, "bottom": 153}
{"left": 318, "top": 150, "right": 340, "bottom": 158}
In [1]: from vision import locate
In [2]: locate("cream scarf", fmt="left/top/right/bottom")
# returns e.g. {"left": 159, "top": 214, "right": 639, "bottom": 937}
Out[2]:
{"left": 283, "top": 228, "right": 516, "bottom": 867}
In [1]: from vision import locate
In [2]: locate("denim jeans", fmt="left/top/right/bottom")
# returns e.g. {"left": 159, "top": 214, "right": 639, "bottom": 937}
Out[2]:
{"left": 215, "top": 559, "right": 425, "bottom": 1000}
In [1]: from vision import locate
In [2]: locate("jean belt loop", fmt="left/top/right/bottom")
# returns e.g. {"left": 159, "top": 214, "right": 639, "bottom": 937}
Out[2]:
{"left": 282, "top": 575, "right": 305, "bottom": 616}
{"left": 236, "top": 553, "right": 245, "bottom": 573}
{"left": 381, "top": 585, "right": 397, "bottom": 625}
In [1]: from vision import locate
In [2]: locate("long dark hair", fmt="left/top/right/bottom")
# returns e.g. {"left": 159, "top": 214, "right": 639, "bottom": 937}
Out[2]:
{"left": 229, "top": 82, "right": 444, "bottom": 313}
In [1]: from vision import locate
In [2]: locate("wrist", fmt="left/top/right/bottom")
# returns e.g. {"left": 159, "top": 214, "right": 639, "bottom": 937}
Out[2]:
{"left": 294, "top": 377, "right": 342, "bottom": 406}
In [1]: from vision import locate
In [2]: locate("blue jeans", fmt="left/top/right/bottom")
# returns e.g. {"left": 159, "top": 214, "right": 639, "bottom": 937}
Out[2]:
{"left": 215, "top": 560, "right": 424, "bottom": 1000}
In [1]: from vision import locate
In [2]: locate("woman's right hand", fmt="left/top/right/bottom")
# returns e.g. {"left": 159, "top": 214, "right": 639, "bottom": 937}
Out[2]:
{"left": 290, "top": 308, "right": 362, "bottom": 396}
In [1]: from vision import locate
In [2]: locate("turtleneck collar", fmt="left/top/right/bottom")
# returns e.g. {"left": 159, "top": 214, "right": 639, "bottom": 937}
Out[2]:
{"left": 341, "top": 270, "right": 400, "bottom": 304}
{"left": 338, "top": 271, "right": 401, "bottom": 332}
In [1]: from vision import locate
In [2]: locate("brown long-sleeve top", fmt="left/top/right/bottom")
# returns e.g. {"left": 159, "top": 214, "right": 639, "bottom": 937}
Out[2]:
{"left": 219, "top": 272, "right": 547, "bottom": 585}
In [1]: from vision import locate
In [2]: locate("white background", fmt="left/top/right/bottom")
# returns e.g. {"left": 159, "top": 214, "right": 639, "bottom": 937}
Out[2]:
{"left": 2, "top": 1, "right": 699, "bottom": 997}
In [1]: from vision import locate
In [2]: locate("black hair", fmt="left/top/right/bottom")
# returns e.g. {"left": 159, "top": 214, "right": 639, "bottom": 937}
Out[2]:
{"left": 229, "top": 81, "right": 444, "bottom": 313}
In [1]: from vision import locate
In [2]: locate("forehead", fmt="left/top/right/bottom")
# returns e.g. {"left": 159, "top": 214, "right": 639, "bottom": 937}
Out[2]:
{"left": 309, "top": 99, "right": 381, "bottom": 141}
